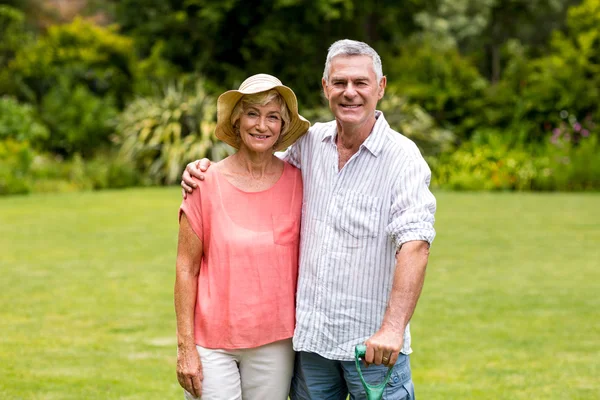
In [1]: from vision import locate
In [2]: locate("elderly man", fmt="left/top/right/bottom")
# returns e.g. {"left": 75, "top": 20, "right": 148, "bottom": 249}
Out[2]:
{"left": 181, "top": 39, "right": 436, "bottom": 399}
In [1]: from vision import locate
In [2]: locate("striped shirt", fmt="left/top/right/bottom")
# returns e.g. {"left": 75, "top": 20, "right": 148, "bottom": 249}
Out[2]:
{"left": 282, "top": 111, "right": 436, "bottom": 361}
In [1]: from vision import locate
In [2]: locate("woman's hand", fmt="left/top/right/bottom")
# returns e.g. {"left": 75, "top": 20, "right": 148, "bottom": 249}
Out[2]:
{"left": 177, "top": 344, "right": 203, "bottom": 398}
{"left": 181, "top": 159, "right": 212, "bottom": 198}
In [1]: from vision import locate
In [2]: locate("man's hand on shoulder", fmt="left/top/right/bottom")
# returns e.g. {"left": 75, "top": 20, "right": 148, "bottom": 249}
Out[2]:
{"left": 181, "top": 158, "right": 212, "bottom": 199}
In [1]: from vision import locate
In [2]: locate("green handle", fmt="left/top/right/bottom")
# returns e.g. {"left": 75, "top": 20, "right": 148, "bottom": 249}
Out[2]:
{"left": 354, "top": 345, "right": 394, "bottom": 400}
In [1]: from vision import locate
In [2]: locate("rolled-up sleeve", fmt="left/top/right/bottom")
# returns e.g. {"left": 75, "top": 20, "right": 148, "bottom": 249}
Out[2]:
{"left": 386, "top": 156, "right": 436, "bottom": 249}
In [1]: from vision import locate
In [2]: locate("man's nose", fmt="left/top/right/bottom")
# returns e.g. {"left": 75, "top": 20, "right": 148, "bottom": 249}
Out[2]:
{"left": 344, "top": 83, "right": 357, "bottom": 98}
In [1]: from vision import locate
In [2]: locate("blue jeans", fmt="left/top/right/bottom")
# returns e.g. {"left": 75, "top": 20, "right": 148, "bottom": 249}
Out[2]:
{"left": 290, "top": 351, "right": 415, "bottom": 400}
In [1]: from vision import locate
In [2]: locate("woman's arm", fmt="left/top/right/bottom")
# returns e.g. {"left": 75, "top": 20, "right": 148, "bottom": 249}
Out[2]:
{"left": 174, "top": 214, "right": 203, "bottom": 397}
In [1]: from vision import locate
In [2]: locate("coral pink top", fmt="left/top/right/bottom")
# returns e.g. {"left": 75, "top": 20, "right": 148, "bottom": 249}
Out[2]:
{"left": 179, "top": 162, "right": 302, "bottom": 349}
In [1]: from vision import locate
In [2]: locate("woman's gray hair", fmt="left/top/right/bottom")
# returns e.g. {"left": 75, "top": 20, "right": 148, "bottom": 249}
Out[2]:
{"left": 323, "top": 39, "right": 383, "bottom": 83}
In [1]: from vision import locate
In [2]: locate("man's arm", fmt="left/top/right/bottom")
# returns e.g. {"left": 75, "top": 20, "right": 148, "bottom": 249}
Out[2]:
{"left": 364, "top": 240, "right": 429, "bottom": 366}
{"left": 365, "top": 151, "right": 436, "bottom": 367}
{"left": 174, "top": 214, "right": 203, "bottom": 397}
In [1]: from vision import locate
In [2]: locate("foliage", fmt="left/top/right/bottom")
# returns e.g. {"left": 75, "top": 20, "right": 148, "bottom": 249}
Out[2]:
{"left": 470, "top": 0, "right": 600, "bottom": 143}
{"left": 27, "top": 152, "right": 141, "bottom": 192}
{"left": 7, "top": 17, "right": 135, "bottom": 106}
{"left": 432, "top": 134, "right": 538, "bottom": 191}
{"left": 0, "top": 6, "right": 32, "bottom": 67}
{"left": 0, "top": 96, "right": 49, "bottom": 143}
{"left": 38, "top": 77, "right": 119, "bottom": 157}
{"left": 0, "top": 139, "right": 35, "bottom": 195}
{"left": 386, "top": 40, "right": 487, "bottom": 140}
{"left": 117, "top": 77, "right": 229, "bottom": 185}
{"left": 131, "top": 41, "right": 183, "bottom": 97}
{"left": 378, "top": 92, "right": 455, "bottom": 157}
{"left": 412, "top": 0, "right": 577, "bottom": 81}
{"left": 111, "top": 0, "right": 427, "bottom": 108}
{"left": 432, "top": 125, "right": 600, "bottom": 191}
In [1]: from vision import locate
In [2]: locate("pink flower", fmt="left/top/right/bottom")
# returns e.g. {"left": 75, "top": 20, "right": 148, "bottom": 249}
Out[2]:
{"left": 574, "top": 122, "right": 582, "bottom": 132}
{"left": 582, "top": 129, "right": 590, "bottom": 137}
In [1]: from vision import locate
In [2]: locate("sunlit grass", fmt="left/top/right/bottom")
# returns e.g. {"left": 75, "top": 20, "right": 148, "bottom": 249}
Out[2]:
{"left": 1, "top": 189, "right": 598, "bottom": 399}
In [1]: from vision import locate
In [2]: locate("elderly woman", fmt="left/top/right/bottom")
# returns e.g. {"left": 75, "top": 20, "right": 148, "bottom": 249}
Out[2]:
{"left": 174, "top": 74, "right": 309, "bottom": 400}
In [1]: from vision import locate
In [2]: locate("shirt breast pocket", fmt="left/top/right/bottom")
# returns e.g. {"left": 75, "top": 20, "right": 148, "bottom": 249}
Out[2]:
{"left": 272, "top": 214, "right": 300, "bottom": 245}
{"left": 339, "top": 192, "right": 383, "bottom": 239}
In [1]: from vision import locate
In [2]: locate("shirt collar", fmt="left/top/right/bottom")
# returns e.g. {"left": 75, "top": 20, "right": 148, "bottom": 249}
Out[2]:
{"left": 322, "top": 110, "right": 388, "bottom": 157}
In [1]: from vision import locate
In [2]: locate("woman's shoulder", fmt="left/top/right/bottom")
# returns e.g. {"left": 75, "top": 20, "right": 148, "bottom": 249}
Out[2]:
{"left": 282, "top": 159, "right": 301, "bottom": 176}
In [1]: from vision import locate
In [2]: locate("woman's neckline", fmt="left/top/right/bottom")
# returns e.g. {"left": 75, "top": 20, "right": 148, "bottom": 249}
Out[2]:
{"left": 212, "top": 160, "right": 288, "bottom": 194}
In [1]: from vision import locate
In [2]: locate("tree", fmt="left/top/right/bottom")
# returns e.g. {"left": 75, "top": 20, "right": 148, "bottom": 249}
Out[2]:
{"left": 110, "top": 0, "right": 427, "bottom": 107}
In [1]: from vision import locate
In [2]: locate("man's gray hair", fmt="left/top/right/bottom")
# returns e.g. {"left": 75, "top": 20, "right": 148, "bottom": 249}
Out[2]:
{"left": 323, "top": 39, "right": 383, "bottom": 83}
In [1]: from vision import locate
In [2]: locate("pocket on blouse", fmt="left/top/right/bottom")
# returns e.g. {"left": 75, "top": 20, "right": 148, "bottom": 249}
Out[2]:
{"left": 339, "top": 192, "right": 383, "bottom": 239}
{"left": 272, "top": 214, "right": 300, "bottom": 245}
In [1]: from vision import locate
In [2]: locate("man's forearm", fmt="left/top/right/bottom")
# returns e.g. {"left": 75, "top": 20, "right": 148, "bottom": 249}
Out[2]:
{"left": 381, "top": 240, "right": 430, "bottom": 335}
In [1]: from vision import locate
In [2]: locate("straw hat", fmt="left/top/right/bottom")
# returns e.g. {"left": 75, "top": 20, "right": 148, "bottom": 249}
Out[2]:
{"left": 215, "top": 74, "right": 310, "bottom": 151}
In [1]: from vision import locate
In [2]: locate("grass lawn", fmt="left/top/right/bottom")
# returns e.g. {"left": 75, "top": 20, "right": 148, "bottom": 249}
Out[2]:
{"left": 1, "top": 189, "right": 599, "bottom": 399}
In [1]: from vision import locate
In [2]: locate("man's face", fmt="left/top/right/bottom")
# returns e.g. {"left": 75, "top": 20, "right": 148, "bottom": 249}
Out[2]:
{"left": 322, "top": 55, "right": 386, "bottom": 128}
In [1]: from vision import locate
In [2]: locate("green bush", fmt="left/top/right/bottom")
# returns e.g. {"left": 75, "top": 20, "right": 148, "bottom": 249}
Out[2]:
{"left": 432, "top": 125, "right": 600, "bottom": 192}
{"left": 432, "top": 134, "right": 538, "bottom": 191}
{"left": 386, "top": 40, "right": 487, "bottom": 140}
{"left": 0, "top": 6, "right": 32, "bottom": 67}
{"left": 24, "top": 152, "right": 142, "bottom": 194}
{"left": 82, "top": 152, "right": 141, "bottom": 190}
{"left": 480, "top": 0, "right": 600, "bottom": 143}
{"left": 117, "top": 77, "right": 230, "bottom": 185}
{"left": 378, "top": 92, "right": 455, "bottom": 158}
{"left": 7, "top": 17, "right": 135, "bottom": 106}
{"left": 0, "top": 96, "right": 49, "bottom": 143}
{"left": 533, "top": 120, "right": 600, "bottom": 191}
{"left": 0, "top": 139, "right": 35, "bottom": 195}
{"left": 38, "top": 78, "right": 118, "bottom": 157}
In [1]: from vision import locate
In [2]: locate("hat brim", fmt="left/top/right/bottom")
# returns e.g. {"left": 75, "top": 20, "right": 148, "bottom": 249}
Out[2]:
{"left": 214, "top": 83, "right": 310, "bottom": 151}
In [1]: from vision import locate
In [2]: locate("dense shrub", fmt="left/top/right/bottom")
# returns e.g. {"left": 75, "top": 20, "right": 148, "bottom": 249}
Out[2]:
{"left": 38, "top": 78, "right": 118, "bottom": 157}
{"left": 432, "top": 132, "right": 539, "bottom": 191}
{"left": 0, "top": 139, "right": 35, "bottom": 195}
{"left": 117, "top": 77, "right": 230, "bottom": 185}
{"left": 378, "top": 92, "right": 455, "bottom": 158}
{"left": 0, "top": 6, "right": 31, "bottom": 67}
{"left": 7, "top": 17, "right": 135, "bottom": 106}
{"left": 386, "top": 40, "right": 487, "bottom": 140}
{"left": 27, "top": 152, "right": 141, "bottom": 192}
{"left": 0, "top": 96, "right": 49, "bottom": 143}
{"left": 432, "top": 125, "right": 600, "bottom": 191}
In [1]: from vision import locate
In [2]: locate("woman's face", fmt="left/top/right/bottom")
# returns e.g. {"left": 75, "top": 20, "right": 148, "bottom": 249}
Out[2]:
{"left": 237, "top": 101, "right": 283, "bottom": 153}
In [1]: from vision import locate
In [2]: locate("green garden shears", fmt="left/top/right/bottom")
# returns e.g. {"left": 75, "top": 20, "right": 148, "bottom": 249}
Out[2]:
{"left": 354, "top": 344, "right": 394, "bottom": 400}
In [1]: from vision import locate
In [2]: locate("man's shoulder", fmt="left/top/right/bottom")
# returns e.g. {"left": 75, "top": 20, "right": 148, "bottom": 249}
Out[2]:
{"left": 307, "top": 120, "right": 336, "bottom": 138}
{"left": 376, "top": 115, "right": 423, "bottom": 161}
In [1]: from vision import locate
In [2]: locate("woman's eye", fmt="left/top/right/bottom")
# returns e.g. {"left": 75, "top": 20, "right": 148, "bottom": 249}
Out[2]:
{"left": 247, "top": 111, "right": 258, "bottom": 117}
{"left": 269, "top": 115, "right": 280, "bottom": 121}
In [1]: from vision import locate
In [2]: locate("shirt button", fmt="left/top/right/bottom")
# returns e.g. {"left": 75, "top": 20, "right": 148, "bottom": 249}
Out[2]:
{"left": 393, "top": 376, "right": 399, "bottom": 383}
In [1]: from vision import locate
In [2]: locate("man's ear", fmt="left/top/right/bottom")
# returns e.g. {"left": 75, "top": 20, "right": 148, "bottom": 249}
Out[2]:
{"left": 322, "top": 77, "right": 329, "bottom": 100}
{"left": 378, "top": 76, "right": 387, "bottom": 100}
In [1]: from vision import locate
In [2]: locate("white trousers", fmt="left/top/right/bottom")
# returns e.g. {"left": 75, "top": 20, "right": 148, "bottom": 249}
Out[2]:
{"left": 184, "top": 338, "right": 294, "bottom": 400}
